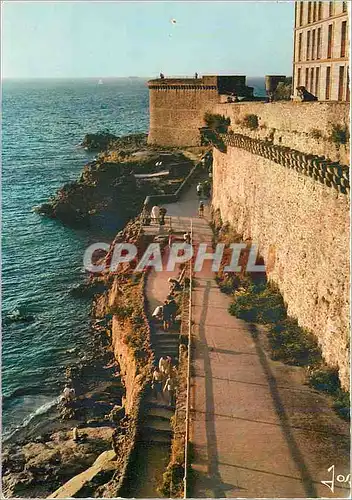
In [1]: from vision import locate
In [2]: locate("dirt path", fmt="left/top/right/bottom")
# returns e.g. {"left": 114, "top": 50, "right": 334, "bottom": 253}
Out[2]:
{"left": 158, "top": 186, "right": 350, "bottom": 499}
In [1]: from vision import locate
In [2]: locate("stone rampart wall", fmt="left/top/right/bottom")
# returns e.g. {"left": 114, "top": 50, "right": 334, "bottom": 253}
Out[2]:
{"left": 212, "top": 144, "right": 350, "bottom": 389}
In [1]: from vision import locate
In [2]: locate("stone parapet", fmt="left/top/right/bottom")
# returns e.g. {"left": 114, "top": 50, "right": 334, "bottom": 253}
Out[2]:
{"left": 223, "top": 132, "right": 350, "bottom": 194}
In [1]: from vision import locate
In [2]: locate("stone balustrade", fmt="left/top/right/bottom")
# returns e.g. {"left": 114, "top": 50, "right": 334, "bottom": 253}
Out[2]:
{"left": 222, "top": 132, "right": 350, "bottom": 194}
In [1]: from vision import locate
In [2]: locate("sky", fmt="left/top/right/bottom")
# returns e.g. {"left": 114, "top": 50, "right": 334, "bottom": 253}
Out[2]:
{"left": 1, "top": 1, "right": 295, "bottom": 79}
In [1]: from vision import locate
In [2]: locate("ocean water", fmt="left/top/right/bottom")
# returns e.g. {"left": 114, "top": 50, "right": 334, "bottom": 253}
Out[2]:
{"left": 1, "top": 76, "right": 265, "bottom": 439}
{"left": 1, "top": 78, "right": 149, "bottom": 437}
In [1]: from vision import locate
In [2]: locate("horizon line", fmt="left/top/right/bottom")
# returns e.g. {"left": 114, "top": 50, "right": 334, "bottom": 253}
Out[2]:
{"left": 1, "top": 74, "right": 272, "bottom": 81}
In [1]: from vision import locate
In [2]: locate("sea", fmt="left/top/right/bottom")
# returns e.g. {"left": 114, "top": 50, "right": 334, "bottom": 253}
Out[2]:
{"left": 1, "top": 76, "right": 265, "bottom": 441}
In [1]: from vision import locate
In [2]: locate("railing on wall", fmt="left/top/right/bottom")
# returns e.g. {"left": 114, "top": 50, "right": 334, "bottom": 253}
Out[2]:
{"left": 183, "top": 219, "right": 193, "bottom": 499}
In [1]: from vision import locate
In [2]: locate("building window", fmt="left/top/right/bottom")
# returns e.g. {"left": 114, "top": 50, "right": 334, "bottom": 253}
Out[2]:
{"left": 313, "top": 2, "right": 317, "bottom": 22}
{"left": 310, "top": 68, "right": 314, "bottom": 93}
{"left": 299, "top": 2, "right": 304, "bottom": 25}
{"left": 341, "top": 21, "right": 347, "bottom": 58}
{"left": 328, "top": 1, "right": 333, "bottom": 17}
{"left": 305, "top": 67, "right": 309, "bottom": 88}
{"left": 342, "top": 2, "right": 347, "bottom": 13}
{"left": 317, "top": 27, "right": 321, "bottom": 59}
{"left": 315, "top": 67, "right": 320, "bottom": 97}
{"left": 298, "top": 68, "right": 302, "bottom": 87}
{"left": 318, "top": 2, "right": 323, "bottom": 20}
{"left": 307, "top": 31, "right": 311, "bottom": 60}
{"left": 311, "top": 30, "right": 316, "bottom": 60}
{"left": 325, "top": 66, "right": 331, "bottom": 100}
{"left": 298, "top": 32, "right": 303, "bottom": 61}
{"left": 338, "top": 66, "right": 345, "bottom": 100}
{"left": 327, "top": 24, "right": 333, "bottom": 59}
{"left": 347, "top": 69, "right": 350, "bottom": 102}
{"left": 308, "top": 2, "right": 312, "bottom": 23}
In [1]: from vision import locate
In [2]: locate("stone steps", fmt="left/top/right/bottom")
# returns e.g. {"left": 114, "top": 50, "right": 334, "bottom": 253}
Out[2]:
{"left": 142, "top": 416, "right": 172, "bottom": 432}
{"left": 144, "top": 398, "right": 176, "bottom": 412}
{"left": 139, "top": 427, "right": 172, "bottom": 444}
{"left": 146, "top": 406, "right": 174, "bottom": 419}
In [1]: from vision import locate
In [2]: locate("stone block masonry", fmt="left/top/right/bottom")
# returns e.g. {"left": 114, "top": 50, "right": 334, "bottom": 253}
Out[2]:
{"left": 212, "top": 101, "right": 350, "bottom": 165}
{"left": 212, "top": 144, "right": 350, "bottom": 389}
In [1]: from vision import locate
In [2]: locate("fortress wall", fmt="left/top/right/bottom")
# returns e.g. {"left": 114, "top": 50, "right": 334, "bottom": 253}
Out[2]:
{"left": 212, "top": 101, "right": 350, "bottom": 164}
{"left": 148, "top": 87, "right": 219, "bottom": 146}
{"left": 212, "top": 145, "right": 350, "bottom": 389}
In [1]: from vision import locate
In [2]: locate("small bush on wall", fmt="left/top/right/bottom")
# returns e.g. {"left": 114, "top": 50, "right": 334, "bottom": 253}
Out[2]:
{"left": 243, "top": 114, "right": 259, "bottom": 130}
{"left": 309, "top": 128, "right": 323, "bottom": 140}
{"left": 204, "top": 113, "right": 231, "bottom": 133}
{"left": 330, "top": 124, "right": 349, "bottom": 145}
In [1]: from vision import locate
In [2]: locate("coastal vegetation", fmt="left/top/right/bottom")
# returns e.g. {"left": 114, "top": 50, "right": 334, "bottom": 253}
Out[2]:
{"left": 81, "top": 130, "right": 147, "bottom": 152}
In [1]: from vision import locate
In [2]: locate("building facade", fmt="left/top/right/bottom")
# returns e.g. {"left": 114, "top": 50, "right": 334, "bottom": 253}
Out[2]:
{"left": 293, "top": 1, "right": 349, "bottom": 101}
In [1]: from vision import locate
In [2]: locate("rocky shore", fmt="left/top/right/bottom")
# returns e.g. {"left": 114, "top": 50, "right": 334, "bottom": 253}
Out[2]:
{"left": 2, "top": 220, "right": 145, "bottom": 498}
{"left": 3, "top": 133, "right": 200, "bottom": 498}
{"left": 35, "top": 132, "right": 195, "bottom": 231}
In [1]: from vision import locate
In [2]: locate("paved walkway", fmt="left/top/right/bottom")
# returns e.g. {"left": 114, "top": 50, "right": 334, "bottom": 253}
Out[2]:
{"left": 155, "top": 186, "right": 350, "bottom": 499}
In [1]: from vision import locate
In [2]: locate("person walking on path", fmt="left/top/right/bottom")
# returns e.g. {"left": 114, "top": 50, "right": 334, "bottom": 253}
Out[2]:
{"left": 168, "top": 229, "right": 174, "bottom": 247}
{"left": 167, "top": 296, "right": 178, "bottom": 324}
{"left": 198, "top": 201, "right": 204, "bottom": 218}
{"left": 196, "top": 183, "right": 202, "bottom": 198}
{"left": 168, "top": 277, "right": 182, "bottom": 292}
{"left": 151, "top": 204, "right": 160, "bottom": 224}
{"left": 152, "top": 304, "right": 163, "bottom": 321}
{"left": 152, "top": 367, "right": 163, "bottom": 400}
{"left": 183, "top": 231, "right": 191, "bottom": 245}
{"left": 159, "top": 206, "right": 167, "bottom": 225}
{"left": 159, "top": 355, "right": 170, "bottom": 376}
{"left": 163, "top": 374, "right": 176, "bottom": 406}
{"left": 162, "top": 300, "right": 172, "bottom": 330}
{"left": 203, "top": 181, "right": 211, "bottom": 198}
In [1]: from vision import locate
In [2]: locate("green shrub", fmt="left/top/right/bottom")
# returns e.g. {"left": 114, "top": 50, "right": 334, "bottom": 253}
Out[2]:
{"left": 204, "top": 113, "right": 231, "bottom": 133}
{"left": 268, "top": 318, "right": 321, "bottom": 366}
{"left": 332, "top": 390, "right": 350, "bottom": 421}
{"left": 330, "top": 124, "right": 349, "bottom": 145}
{"left": 228, "top": 284, "right": 286, "bottom": 324}
{"left": 308, "top": 366, "right": 340, "bottom": 394}
{"left": 308, "top": 366, "right": 350, "bottom": 421}
{"left": 159, "top": 463, "right": 184, "bottom": 497}
{"left": 243, "top": 114, "right": 259, "bottom": 130}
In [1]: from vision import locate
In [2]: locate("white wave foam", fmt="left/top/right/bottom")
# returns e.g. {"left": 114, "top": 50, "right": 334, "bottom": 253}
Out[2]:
{"left": 3, "top": 396, "right": 60, "bottom": 442}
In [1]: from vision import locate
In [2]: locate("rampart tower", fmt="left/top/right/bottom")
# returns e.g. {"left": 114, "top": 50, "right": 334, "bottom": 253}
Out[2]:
{"left": 147, "top": 75, "right": 253, "bottom": 147}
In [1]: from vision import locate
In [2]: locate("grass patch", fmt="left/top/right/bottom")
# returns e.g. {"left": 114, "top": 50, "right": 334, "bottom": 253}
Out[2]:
{"left": 268, "top": 318, "right": 321, "bottom": 366}
{"left": 308, "top": 366, "right": 340, "bottom": 394}
{"left": 229, "top": 283, "right": 286, "bottom": 324}
{"left": 332, "top": 390, "right": 350, "bottom": 421}
{"left": 308, "top": 366, "right": 350, "bottom": 421}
